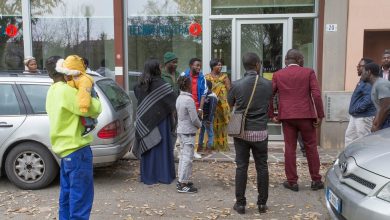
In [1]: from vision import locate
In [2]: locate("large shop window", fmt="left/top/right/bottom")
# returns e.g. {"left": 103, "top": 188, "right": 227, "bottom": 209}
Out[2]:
{"left": 0, "top": 0, "right": 24, "bottom": 71}
{"left": 31, "top": 0, "right": 115, "bottom": 79}
{"left": 212, "top": 0, "right": 315, "bottom": 15}
{"left": 127, "top": 0, "right": 202, "bottom": 90}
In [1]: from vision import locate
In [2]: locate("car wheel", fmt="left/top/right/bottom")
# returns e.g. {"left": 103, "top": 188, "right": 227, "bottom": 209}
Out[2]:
{"left": 5, "top": 142, "right": 58, "bottom": 190}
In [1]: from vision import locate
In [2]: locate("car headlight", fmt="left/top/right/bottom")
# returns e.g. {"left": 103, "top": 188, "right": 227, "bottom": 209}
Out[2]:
{"left": 377, "top": 182, "right": 390, "bottom": 202}
{"left": 334, "top": 158, "right": 339, "bottom": 166}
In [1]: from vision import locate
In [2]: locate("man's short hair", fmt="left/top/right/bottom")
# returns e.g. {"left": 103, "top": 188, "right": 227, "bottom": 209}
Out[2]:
{"left": 45, "top": 56, "right": 62, "bottom": 76}
{"left": 365, "top": 63, "right": 380, "bottom": 76}
{"left": 285, "top": 49, "right": 304, "bottom": 65}
{"left": 189, "top": 58, "right": 201, "bottom": 65}
{"left": 383, "top": 50, "right": 390, "bottom": 56}
{"left": 361, "top": 57, "right": 373, "bottom": 65}
{"left": 83, "top": 57, "right": 89, "bottom": 67}
{"left": 242, "top": 52, "right": 260, "bottom": 71}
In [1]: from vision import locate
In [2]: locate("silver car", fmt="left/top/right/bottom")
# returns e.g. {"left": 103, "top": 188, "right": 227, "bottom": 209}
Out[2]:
{"left": 0, "top": 74, "right": 134, "bottom": 190}
{"left": 325, "top": 128, "right": 390, "bottom": 219}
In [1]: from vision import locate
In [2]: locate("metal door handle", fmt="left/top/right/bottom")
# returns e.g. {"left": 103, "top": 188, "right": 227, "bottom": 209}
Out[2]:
{"left": 0, "top": 122, "right": 13, "bottom": 127}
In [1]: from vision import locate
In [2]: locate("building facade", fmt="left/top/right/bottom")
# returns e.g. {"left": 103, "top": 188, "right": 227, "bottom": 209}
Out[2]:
{"left": 1, "top": 0, "right": 389, "bottom": 148}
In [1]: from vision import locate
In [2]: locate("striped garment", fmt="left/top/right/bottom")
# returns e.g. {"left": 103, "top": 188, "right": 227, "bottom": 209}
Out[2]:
{"left": 240, "top": 130, "right": 268, "bottom": 142}
{"left": 132, "top": 80, "right": 176, "bottom": 159}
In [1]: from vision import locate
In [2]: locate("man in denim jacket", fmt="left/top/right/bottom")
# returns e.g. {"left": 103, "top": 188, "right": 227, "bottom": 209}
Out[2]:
{"left": 345, "top": 58, "right": 376, "bottom": 146}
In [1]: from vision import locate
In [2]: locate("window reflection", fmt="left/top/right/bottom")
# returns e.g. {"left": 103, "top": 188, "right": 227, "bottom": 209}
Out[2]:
{"left": 241, "top": 23, "right": 283, "bottom": 77}
{"left": 211, "top": 20, "right": 232, "bottom": 79}
{"left": 0, "top": 84, "right": 21, "bottom": 115}
{"left": 21, "top": 84, "right": 49, "bottom": 114}
{"left": 31, "top": 0, "right": 115, "bottom": 78}
{"left": 0, "top": 0, "right": 24, "bottom": 71}
{"left": 127, "top": 0, "right": 202, "bottom": 90}
{"left": 212, "top": 0, "right": 315, "bottom": 15}
{"left": 293, "top": 19, "right": 314, "bottom": 68}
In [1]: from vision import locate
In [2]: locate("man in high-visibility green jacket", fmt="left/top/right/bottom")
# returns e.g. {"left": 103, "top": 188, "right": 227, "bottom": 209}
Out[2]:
{"left": 45, "top": 55, "right": 101, "bottom": 220}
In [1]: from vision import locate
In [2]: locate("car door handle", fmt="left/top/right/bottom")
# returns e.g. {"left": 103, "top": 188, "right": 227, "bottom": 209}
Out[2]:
{"left": 0, "top": 122, "right": 13, "bottom": 127}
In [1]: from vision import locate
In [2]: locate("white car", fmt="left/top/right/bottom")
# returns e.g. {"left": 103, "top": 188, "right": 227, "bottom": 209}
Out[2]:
{"left": 0, "top": 73, "right": 135, "bottom": 189}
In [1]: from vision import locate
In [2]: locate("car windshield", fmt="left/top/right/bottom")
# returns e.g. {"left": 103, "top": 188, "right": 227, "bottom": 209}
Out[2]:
{"left": 96, "top": 79, "right": 130, "bottom": 111}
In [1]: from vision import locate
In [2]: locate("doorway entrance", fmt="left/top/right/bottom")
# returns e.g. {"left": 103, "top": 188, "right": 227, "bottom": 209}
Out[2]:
{"left": 235, "top": 19, "right": 288, "bottom": 140}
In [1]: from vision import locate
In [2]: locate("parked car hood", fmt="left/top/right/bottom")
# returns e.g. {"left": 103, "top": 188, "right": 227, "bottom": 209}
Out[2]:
{"left": 343, "top": 128, "right": 390, "bottom": 178}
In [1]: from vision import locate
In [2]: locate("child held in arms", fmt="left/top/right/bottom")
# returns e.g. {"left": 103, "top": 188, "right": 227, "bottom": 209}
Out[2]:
{"left": 56, "top": 55, "right": 98, "bottom": 137}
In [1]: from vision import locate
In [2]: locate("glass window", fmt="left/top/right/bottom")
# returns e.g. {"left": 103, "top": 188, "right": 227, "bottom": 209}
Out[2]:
{"left": 31, "top": 0, "right": 115, "bottom": 79}
{"left": 212, "top": 0, "right": 315, "bottom": 15}
{"left": 0, "top": 84, "right": 20, "bottom": 115}
{"left": 127, "top": 0, "right": 202, "bottom": 90}
{"left": 240, "top": 23, "right": 283, "bottom": 78}
{"left": 293, "top": 19, "right": 314, "bottom": 68}
{"left": 97, "top": 79, "right": 130, "bottom": 111}
{"left": 0, "top": 0, "right": 24, "bottom": 71}
{"left": 211, "top": 20, "right": 232, "bottom": 79}
{"left": 21, "top": 84, "right": 49, "bottom": 114}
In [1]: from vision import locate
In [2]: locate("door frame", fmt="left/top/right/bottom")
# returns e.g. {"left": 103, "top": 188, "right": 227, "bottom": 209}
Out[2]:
{"left": 232, "top": 18, "right": 291, "bottom": 81}
{"left": 233, "top": 19, "right": 291, "bottom": 141}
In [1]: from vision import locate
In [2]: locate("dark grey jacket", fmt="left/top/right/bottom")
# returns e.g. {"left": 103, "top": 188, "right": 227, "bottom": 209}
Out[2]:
{"left": 228, "top": 71, "right": 272, "bottom": 131}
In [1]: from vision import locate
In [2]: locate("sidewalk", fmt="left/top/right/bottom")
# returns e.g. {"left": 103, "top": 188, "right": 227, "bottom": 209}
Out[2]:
{"left": 194, "top": 141, "right": 341, "bottom": 164}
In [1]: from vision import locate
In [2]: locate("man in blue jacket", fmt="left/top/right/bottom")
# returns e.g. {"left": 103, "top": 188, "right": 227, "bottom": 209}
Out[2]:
{"left": 345, "top": 58, "right": 376, "bottom": 146}
{"left": 181, "top": 58, "right": 208, "bottom": 159}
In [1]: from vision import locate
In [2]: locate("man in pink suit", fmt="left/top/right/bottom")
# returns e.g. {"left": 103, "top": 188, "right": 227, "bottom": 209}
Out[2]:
{"left": 271, "top": 49, "right": 325, "bottom": 192}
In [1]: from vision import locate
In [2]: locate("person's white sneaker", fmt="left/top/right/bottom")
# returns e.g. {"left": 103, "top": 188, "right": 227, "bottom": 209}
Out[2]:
{"left": 194, "top": 152, "right": 202, "bottom": 159}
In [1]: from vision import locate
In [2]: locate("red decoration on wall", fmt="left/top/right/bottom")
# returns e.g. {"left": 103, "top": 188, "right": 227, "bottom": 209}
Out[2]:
{"left": 6, "top": 24, "right": 18, "bottom": 38}
{"left": 189, "top": 22, "right": 202, "bottom": 37}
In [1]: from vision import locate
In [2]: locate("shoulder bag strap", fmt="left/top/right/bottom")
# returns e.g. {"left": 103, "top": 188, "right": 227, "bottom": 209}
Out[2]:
{"left": 243, "top": 75, "right": 259, "bottom": 118}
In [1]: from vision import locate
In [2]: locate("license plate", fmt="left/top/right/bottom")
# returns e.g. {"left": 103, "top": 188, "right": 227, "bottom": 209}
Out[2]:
{"left": 327, "top": 187, "right": 342, "bottom": 213}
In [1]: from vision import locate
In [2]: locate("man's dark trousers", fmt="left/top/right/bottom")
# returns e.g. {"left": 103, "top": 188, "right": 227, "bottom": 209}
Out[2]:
{"left": 234, "top": 137, "right": 268, "bottom": 206}
{"left": 282, "top": 119, "right": 321, "bottom": 184}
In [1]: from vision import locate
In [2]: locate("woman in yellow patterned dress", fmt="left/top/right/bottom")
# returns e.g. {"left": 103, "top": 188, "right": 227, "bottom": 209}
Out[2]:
{"left": 205, "top": 59, "right": 231, "bottom": 151}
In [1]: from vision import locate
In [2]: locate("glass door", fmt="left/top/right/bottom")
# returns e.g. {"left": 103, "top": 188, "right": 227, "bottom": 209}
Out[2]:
{"left": 235, "top": 19, "right": 288, "bottom": 140}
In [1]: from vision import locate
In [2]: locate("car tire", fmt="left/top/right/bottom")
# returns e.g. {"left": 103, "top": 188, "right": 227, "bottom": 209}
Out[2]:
{"left": 5, "top": 142, "right": 58, "bottom": 190}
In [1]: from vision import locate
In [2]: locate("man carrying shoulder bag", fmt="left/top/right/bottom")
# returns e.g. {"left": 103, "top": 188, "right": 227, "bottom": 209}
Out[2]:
{"left": 227, "top": 52, "right": 273, "bottom": 215}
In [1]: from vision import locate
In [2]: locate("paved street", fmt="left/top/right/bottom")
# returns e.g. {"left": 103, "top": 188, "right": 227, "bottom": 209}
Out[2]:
{"left": 0, "top": 143, "right": 336, "bottom": 220}
{"left": 196, "top": 142, "right": 340, "bottom": 164}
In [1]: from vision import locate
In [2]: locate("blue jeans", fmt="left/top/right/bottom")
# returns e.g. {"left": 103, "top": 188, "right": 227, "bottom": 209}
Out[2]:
{"left": 198, "top": 121, "right": 214, "bottom": 149}
{"left": 59, "top": 146, "right": 94, "bottom": 220}
{"left": 381, "top": 117, "right": 390, "bottom": 130}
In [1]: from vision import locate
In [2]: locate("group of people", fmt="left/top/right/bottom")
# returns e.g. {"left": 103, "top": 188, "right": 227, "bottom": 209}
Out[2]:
{"left": 345, "top": 50, "right": 390, "bottom": 146}
{"left": 131, "top": 52, "right": 232, "bottom": 193}
{"left": 41, "top": 49, "right": 390, "bottom": 219}
{"left": 131, "top": 49, "right": 325, "bottom": 215}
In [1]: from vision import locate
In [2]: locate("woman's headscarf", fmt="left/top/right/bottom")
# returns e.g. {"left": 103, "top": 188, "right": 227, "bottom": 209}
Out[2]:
{"left": 23, "top": 56, "right": 36, "bottom": 71}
